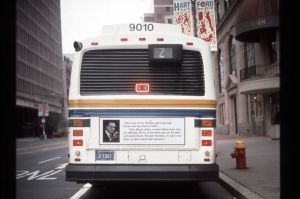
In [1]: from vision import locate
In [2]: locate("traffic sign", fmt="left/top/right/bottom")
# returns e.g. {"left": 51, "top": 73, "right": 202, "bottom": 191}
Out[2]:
{"left": 38, "top": 104, "right": 43, "bottom": 117}
{"left": 38, "top": 104, "right": 49, "bottom": 117}
{"left": 43, "top": 104, "right": 49, "bottom": 116}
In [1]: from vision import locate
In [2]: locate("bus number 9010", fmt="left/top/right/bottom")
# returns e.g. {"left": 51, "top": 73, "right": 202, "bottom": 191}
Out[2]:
{"left": 129, "top": 23, "right": 154, "bottom": 31}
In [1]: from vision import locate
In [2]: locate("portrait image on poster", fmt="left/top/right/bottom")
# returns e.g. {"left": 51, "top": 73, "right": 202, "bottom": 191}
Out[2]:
{"left": 103, "top": 120, "right": 120, "bottom": 143}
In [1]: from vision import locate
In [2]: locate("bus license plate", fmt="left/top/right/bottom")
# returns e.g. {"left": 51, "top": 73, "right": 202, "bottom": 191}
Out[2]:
{"left": 95, "top": 151, "right": 114, "bottom": 161}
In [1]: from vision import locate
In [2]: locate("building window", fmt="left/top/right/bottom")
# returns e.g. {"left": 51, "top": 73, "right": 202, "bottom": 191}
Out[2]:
{"left": 270, "top": 94, "right": 279, "bottom": 124}
{"left": 270, "top": 41, "right": 277, "bottom": 64}
{"left": 244, "top": 43, "right": 255, "bottom": 68}
{"left": 229, "top": 36, "right": 236, "bottom": 75}
{"left": 165, "top": 7, "right": 171, "bottom": 13}
{"left": 218, "top": 49, "right": 224, "bottom": 93}
{"left": 250, "top": 94, "right": 262, "bottom": 118}
{"left": 249, "top": 94, "right": 257, "bottom": 121}
{"left": 266, "top": 31, "right": 277, "bottom": 64}
{"left": 165, "top": 16, "right": 173, "bottom": 24}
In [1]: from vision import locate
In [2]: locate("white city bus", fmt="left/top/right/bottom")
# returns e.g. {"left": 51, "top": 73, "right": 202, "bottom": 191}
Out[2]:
{"left": 65, "top": 23, "right": 218, "bottom": 183}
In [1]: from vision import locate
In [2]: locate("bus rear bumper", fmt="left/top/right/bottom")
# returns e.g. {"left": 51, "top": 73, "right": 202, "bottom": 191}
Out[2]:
{"left": 65, "top": 164, "right": 219, "bottom": 183}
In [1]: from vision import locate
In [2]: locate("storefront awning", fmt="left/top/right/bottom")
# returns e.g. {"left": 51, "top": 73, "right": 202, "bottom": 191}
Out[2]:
{"left": 235, "top": 0, "right": 279, "bottom": 42}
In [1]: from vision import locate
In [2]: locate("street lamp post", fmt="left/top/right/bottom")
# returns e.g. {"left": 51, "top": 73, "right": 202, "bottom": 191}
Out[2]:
{"left": 41, "top": 116, "right": 46, "bottom": 140}
{"left": 38, "top": 103, "right": 49, "bottom": 140}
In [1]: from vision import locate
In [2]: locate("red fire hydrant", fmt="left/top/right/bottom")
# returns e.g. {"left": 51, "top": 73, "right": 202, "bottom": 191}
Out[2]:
{"left": 230, "top": 139, "right": 247, "bottom": 169}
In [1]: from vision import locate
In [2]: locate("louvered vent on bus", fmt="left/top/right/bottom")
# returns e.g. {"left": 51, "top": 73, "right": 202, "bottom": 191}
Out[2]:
{"left": 80, "top": 49, "right": 205, "bottom": 96}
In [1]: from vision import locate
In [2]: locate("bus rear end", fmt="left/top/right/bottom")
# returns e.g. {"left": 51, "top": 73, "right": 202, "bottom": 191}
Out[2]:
{"left": 65, "top": 23, "right": 218, "bottom": 183}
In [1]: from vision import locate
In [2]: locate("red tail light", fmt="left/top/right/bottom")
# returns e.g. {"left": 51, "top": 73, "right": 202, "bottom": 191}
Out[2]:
{"left": 73, "top": 140, "right": 83, "bottom": 146}
{"left": 202, "top": 140, "right": 212, "bottom": 146}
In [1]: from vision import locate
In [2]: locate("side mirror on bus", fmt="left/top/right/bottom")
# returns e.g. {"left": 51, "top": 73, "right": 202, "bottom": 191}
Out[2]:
{"left": 73, "top": 41, "right": 83, "bottom": 52}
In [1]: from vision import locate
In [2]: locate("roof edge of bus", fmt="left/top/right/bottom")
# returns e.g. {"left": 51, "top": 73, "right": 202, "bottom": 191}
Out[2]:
{"left": 72, "top": 23, "right": 211, "bottom": 53}
{"left": 100, "top": 23, "right": 182, "bottom": 36}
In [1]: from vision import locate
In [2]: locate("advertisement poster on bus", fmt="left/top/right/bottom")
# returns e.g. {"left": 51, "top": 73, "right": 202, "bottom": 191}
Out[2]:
{"left": 196, "top": 0, "right": 217, "bottom": 51}
{"left": 100, "top": 118, "right": 185, "bottom": 145}
{"left": 173, "top": 0, "right": 194, "bottom": 36}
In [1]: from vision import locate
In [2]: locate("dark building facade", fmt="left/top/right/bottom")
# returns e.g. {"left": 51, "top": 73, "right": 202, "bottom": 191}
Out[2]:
{"left": 16, "top": 0, "right": 64, "bottom": 137}
{"left": 62, "top": 55, "right": 72, "bottom": 119}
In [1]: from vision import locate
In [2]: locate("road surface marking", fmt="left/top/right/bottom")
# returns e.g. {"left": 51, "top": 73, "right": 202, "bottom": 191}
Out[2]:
{"left": 16, "top": 163, "right": 68, "bottom": 181}
{"left": 16, "top": 171, "right": 30, "bottom": 179}
{"left": 38, "top": 156, "right": 61, "bottom": 164}
{"left": 36, "top": 170, "right": 62, "bottom": 180}
{"left": 55, "top": 163, "right": 68, "bottom": 169}
{"left": 16, "top": 170, "right": 63, "bottom": 180}
{"left": 70, "top": 183, "right": 92, "bottom": 199}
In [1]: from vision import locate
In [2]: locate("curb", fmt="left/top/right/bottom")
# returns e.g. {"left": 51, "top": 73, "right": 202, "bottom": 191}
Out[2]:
{"left": 218, "top": 172, "right": 264, "bottom": 199}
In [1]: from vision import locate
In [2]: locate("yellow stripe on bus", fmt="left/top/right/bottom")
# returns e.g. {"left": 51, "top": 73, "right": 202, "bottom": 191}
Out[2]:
{"left": 68, "top": 99, "right": 217, "bottom": 108}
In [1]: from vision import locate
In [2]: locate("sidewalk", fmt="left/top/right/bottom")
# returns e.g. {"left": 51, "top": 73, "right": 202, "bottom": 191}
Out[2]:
{"left": 216, "top": 134, "right": 280, "bottom": 199}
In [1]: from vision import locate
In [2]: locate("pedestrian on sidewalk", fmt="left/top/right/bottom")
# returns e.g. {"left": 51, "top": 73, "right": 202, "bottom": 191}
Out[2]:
{"left": 39, "top": 124, "right": 43, "bottom": 140}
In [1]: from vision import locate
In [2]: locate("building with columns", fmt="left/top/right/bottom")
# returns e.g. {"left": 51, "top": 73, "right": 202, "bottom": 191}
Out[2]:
{"left": 213, "top": 0, "right": 279, "bottom": 138}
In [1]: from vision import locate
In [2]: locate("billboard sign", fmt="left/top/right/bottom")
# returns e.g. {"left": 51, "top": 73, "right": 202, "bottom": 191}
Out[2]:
{"left": 173, "top": 0, "right": 194, "bottom": 36}
{"left": 196, "top": 0, "right": 217, "bottom": 51}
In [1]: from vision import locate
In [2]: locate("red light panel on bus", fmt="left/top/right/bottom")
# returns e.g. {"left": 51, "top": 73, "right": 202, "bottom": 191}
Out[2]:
{"left": 73, "top": 140, "right": 83, "bottom": 146}
{"left": 202, "top": 130, "right": 212, "bottom": 136}
{"left": 201, "top": 120, "right": 214, "bottom": 127}
{"left": 91, "top": 42, "right": 98, "bottom": 45}
{"left": 72, "top": 119, "right": 84, "bottom": 127}
{"left": 73, "top": 130, "right": 83, "bottom": 136}
{"left": 121, "top": 38, "right": 128, "bottom": 41}
{"left": 201, "top": 140, "right": 212, "bottom": 146}
{"left": 135, "top": 83, "right": 150, "bottom": 93}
